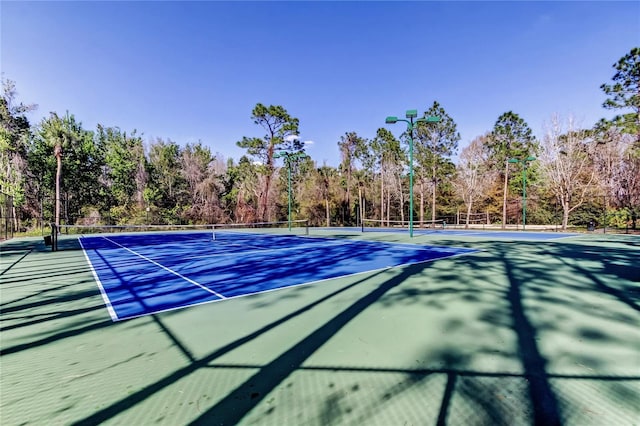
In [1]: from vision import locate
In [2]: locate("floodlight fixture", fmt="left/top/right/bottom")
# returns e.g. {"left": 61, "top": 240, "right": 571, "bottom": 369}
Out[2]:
{"left": 385, "top": 109, "right": 441, "bottom": 237}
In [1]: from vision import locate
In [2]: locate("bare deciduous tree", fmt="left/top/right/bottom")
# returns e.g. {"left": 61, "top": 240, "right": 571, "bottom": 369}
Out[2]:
{"left": 592, "top": 125, "right": 639, "bottom": 228}
{"left": 539, "top": 115, "right": 596, "bottom": 230}
{"left": 453, "top": 134, "right": 494, "bottom": 228}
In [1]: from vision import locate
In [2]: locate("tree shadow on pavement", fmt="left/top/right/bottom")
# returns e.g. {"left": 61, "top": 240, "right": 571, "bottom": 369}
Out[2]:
{"left": 2, "top": 235, "right": 638, "bottom": 425}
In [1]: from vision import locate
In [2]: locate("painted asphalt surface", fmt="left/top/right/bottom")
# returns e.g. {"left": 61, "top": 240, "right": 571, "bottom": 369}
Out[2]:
{"left": 80, "top": 232, "right": 476, "bottom": 321}
{"left": 345, "top": 226, "right": 580, "bottom": 241}
{"left": 1, "top": 233, "right": 637, "bottom": 425}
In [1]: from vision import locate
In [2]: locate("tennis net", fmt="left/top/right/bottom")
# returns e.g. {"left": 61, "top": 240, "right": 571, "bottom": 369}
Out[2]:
{"left": 51, "top": 220, "right": 309, "bottom": 251}
{"left": 361, "top": 218, "right": 446, "bottom": 233}
{"left": 211, "top": 220, "right": 309, "bottom": 241}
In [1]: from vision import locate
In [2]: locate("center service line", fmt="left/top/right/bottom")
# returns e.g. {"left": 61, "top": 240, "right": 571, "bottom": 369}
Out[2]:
{"left": 103, "top": 237, "right": 225, "bottom": 299}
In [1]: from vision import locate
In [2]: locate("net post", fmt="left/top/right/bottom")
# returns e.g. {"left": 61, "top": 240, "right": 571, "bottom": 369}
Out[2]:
{"left": 305, "top": 219, "right": 309, "bottom": 236}
{"left": 50, "top": 222, "right": 57, "bottom": 252}
{"left": 361, "top": 219, "right": 365, "bottom": 233}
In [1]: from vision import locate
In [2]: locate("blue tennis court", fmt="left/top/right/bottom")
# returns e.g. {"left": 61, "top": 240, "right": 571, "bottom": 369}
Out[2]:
{"left": 79, "top": 231, "right": 476, "bottom": 321}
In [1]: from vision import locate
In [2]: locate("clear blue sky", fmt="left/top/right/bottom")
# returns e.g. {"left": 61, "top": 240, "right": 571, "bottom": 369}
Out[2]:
{"left": 2, "top": 1, "right": 639, "bottom": 166}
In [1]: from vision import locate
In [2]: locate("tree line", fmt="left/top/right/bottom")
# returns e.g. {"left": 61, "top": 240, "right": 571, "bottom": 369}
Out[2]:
{"left": 1, "top": 48, "right": 638, "bottom": 233}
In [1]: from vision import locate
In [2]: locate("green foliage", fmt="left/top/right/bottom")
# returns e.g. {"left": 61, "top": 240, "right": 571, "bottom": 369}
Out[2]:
{"left": 147, "top": 138, "right": 187, "bottom": 209}
{"left": 509, "top": 160, "right": 540, "bottom": 197}
{"left": 435, "top": 158, "right": 458, "bottom": 216}
{"left": 526, "top": 202, "right": 557, "bottom": 226}
{"left": 338, "top": 131, "right": 368, "bottom": 174}
{"left": 33, "top": 112, "right": 104, "bottom": 223}
{"left": 237, "top": 103, "right": 301, "bottom": 164}
{"left": 143, "top": 187, "right": 160, "bottom": 205}
{"left": 488, "top": 111, "right": 537, "bottom": 167}
{"left": 26, "top": 133, "right": 53, "bottom": 204}
{"left": 220, "top": 156, "right": 260, "bottom": 222}
{"left": 479, "top": 112, "right": 538, "bottom": 227}
{"left": 571, "top": 202, "right": 603, "bottom": 226}
{"left": 108, "top": 205, "right": 130, "bottom": 225}
{"left": 606, "top": 207, "right": 632, "bottom": 228}
{"left": 68, "top": 127, "right": 106, "bottom": 215}
{"left": 0, "top": 78, "right": 35, "bottom": 156}
{"left": 371, "top": 127, "right": 404, "bottom": 166}
{"left": 236, "top": 104, "right": 302, "bottom": 221}
{"left": 0, "top": 78, "right": 36, "bottom": 209}
{"left": 415, "top": 101, "right": 461, "bottom": 161}
{"left": 413, "top": 101, "right": 461, "bottom": 221}
{"left": 574, "top": 204, "right": 633, "bottom": 229}
{"left": 414, "top": 101, "right": 460, "bottom": 184}
{"left": 600, "top": 47, "right": 640, "bottom": 142}
{"left": 100, "top": 126, "right": 145, "bottom": 209}
{"left": 337, "top": 131, "right": 369, "bottom": 224}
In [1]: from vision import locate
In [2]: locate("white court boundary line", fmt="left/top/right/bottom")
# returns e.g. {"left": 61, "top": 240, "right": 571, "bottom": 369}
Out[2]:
{"left": 80, "top": 233, "right": 477, "bottom": 321}
{"left": 102, "top": 237, "right": 225, "bottom": 299}
{"left": 149, "top": 237, "right": 463, "bottom": 264}
{"left": 78, "top": 238, "right": 119, "bottom": 321}
{"left": 114, "top": 248, "right": 478, "bottom": 322}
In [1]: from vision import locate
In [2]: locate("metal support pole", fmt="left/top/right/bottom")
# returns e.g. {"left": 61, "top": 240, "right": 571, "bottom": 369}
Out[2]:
{"left": 385, "top": 112, "right": 440, "bottom": 238}
{"left": 522, "top": 163, "right": 527, "bottom": 231}
{"left": 509, "top": 156, "right": 535, "bottom": 232}
{"left": 275, "top": 149, "right": 307, "bottom": 232}
{"left": 408, "top": 118, "right": 415, "bottom": 238}
{"left": 603, "top": 195, "right": 606, "bottom": 234}
{"left": 287, "top": 158, "right": 292, "bottom": 231}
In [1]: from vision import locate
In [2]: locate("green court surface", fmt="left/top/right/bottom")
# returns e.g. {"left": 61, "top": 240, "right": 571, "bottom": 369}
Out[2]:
{"left": 1, "top": 231, "right": 638, "bottom": 425}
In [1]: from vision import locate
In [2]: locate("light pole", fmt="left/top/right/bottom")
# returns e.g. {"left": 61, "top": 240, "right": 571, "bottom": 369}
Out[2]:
{"left": 508, "top": 156, "right": 536, "bottom": 230}
{"left": 274, "top": 150, "right": 308, "bottom": 230}
{"left": 385, "top": 110, "right": 440, "bottom": 237}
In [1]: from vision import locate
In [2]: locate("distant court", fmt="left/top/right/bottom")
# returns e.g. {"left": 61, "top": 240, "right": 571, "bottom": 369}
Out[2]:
{"left": 350, "top": 226, "right": 580, "bottom": 241}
